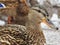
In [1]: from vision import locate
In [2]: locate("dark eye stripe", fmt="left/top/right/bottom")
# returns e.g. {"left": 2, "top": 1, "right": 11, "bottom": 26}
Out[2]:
{"left": 32, "top": 9, "right": 48, "bottom": 18}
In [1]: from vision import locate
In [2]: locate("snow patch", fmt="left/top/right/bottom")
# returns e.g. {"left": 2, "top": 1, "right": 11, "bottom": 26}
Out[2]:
{"left": 0, "top": 20, "right": 6, "bottom": 26}
{"left": 50, "top": 13, "right": 59, "bottom": 28}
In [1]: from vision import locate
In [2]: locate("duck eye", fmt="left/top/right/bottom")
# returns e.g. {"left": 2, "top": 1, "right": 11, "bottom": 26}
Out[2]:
{"left": 47, "top": 15, "right": 49, "bottom": 17}
{"left": 37, "top": 10, "right": 41, "bottom": 12}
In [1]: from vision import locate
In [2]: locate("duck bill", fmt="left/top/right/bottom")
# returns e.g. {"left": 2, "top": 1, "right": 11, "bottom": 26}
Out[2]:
{"left": 41, "top": 18, "right": 55, "bottom": 29}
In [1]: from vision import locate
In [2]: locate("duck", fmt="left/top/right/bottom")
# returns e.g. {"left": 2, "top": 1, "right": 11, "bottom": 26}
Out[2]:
{"left": 0, "top": 0, "right": 48, "bottom": 45}
{"left": 6, "top": 0, "right": 30, "bottom": 26}
{"left": 0, "top": 3, "right": 8, "bottom": 26}
{"left": 0, "top": 7, "right": 15, "bottom": 26}
{"left": 0, "top": 7, "right": 47, "bottom": 45}
{"left": 0, "top": 0, "right": 58, "bottom": 45}
{"left": 0, "top": 1, "right": 17, "bottom": 26}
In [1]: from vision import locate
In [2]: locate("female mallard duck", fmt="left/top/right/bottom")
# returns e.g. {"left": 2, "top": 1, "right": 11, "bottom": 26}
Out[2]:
{"left": 0, "top": 0, "right": 47, "bottom": 44}
{"left": 0, "top": 8, "right": 46, "bottom": 45}
{"left": 0, "top": 0, "right": 57, "bottom": 45}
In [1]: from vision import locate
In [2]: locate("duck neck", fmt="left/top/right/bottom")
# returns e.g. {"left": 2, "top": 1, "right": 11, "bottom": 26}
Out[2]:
{"left": 25, "top": 20, "right": 41, "bottom": 31}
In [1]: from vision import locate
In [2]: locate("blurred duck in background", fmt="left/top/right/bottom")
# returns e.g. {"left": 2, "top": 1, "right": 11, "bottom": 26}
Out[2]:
{"left": 0, "top": 3, "right": 13, "bottom": 26}
{"left": 0, "top": 3, "right": 6, "bottom": 26}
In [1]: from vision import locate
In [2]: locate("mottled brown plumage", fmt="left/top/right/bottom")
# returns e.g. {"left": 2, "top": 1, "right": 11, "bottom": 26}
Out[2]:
{"left": 0, "top": 0, "right": 46, "bottom": 45}
{"left": 0, "top": 8, "right": 46, "bottom": 45}
{"left": 0, "top": 0, "right": 29, "bottom": 25}
{"left": 0, "top": 24, "right": 27, "bottom": 45}
{"left": 16, "top": 0, "right": 29, "bottom": 16}
{"left": 10, "top": 0, "right": 29, "bottom": 25}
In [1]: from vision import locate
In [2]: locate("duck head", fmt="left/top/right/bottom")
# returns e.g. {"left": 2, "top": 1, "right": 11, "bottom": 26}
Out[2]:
{"left": 30, "top": 7, "right": 58, "bottom": 30}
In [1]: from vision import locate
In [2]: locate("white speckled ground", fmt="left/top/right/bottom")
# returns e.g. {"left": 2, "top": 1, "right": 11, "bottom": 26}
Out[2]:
{"left": 43, "top": 29, "right": 60, "bottom": 45}
{"left": 41, "top": 22, "right": 60, "bottom": 45}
